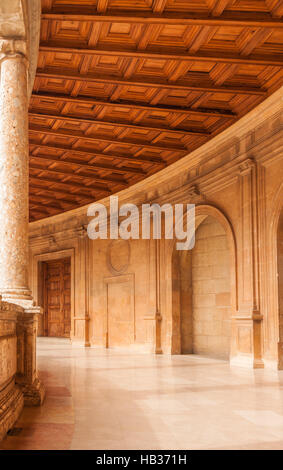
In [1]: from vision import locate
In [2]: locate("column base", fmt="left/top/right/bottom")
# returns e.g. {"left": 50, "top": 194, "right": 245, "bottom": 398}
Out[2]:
{"left": 18, "top": 378, "right": 45, "bottom": 407}
{"left": 230, "top": 354, "right": 264, "bottom": 369}
{"left": 0, "top": 288, "right": 34, "bottom": 310}
{"left": 0, "top": 382, "right": 24, "bottom": 441}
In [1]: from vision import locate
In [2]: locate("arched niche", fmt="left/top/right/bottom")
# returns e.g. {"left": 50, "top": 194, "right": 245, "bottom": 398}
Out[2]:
{"left": 170, "top": 205, "right": 237, "bottom": 359}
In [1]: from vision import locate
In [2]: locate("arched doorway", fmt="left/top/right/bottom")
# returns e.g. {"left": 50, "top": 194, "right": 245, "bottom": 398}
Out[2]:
{"left": 277, "top": 210, "right": 283, "bottom": 369}
{"left": 172, "top": 210, "right": 234, "bottom": 360}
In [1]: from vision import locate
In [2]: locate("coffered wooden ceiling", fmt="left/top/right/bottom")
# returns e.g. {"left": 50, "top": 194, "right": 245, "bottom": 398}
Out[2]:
{"left": 29, "top": 0, "right": 283, "bottom": 221}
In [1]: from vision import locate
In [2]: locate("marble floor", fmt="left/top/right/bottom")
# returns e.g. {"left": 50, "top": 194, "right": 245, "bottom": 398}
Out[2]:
{"left": 1, "top": 337, "right": 283, "bottom": 450}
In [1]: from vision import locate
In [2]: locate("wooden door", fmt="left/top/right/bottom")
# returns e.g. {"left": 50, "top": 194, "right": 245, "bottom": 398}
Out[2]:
{"left": 43, "top": 258, "right": 71, "bottom": 338}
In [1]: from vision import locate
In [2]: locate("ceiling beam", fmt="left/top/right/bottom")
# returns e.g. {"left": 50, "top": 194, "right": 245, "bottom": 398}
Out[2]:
{"left": 29, "top": 163, "right": 129, "bottom": 188}
{"left": 29, "top": 126, "right": 187, "bottom": 154}
{"left": 30, "top": 192, "right": 73, "bottom": 207}
{"left": 30, "top": 202, "right": 64, "bottom": 216}
{"left": 97, "top": 0, "right": 109, "bottom": 13}
{"left": 39, "top": 44, "right": 283, "bottom": 67}
{"left": 41, "top": 12, "right": 283, "bottom": 28}
{"left": 29, "top": 202, "right": 56, "bottom": 213}
{"left": 29, "top": 176, "right": 102, "bottom": 198}
{"left": 36, "top": 70, "right": 266, "bottom": 96}
{"left": 29, "top": 173, "right": 112, "bottom": 195}
{"left": 29, "top": 111, "right": 210, "bottom": 137}
{"left": 207, "top": 0, "right": 233, "bottom": 17}
{"left": 29, "top": 206, "right": 51, "bottom": 217}
{"left": 30, "top": 153, "right": 146, "bottom": 176}
{"left": 265, "top": 0, "right": 283, "bottom": 17}
{"left": 152, "top": 0, "right": 167, "bottom": 13}
{"left": 29, "top": 182, "right": 94, "bottom": 201}
{"left": 30, "top": 187, "right": 78, "bottom": 206}
{"left": 31, "top": 92, "right": 237, "bottom": 119}
{"left": 29, "top": 195, "right": 71, "bottom": 211}
{"left": 29, "top": 142, "right": 166, "bottom": 166}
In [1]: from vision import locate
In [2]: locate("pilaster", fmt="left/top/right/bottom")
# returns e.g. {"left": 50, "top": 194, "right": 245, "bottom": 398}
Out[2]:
{"left": 230, "top": 158, "right": 264, "bottom": 368}
{"left": 76, "top": 226, "right": 91, "bottom": 347}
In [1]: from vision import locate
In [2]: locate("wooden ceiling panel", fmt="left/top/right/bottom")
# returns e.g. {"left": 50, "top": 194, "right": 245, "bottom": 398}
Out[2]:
{"left": 29, "top": 1, "right": 283, "bottom": 220}
{"left": 41, "top": 0, "right": 283, "bottom": 18}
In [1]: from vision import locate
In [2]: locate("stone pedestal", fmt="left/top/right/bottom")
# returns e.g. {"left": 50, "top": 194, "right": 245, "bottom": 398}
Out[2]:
{"left": 16, "top": 308, "right": 45, "bottom": 406}
{"left": 0, "top": 301, "right": 24, "bottom": 441}
{"left": 0, "top": 383, "right": 23, "bottom": 442}
{"left": 230, "top": 313, "right": 264, "bottom": 369}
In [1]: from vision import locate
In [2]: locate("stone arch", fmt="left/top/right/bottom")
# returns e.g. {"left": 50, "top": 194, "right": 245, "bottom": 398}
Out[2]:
{"left": 170, "top": 204, "right": 237, "bottom": 359}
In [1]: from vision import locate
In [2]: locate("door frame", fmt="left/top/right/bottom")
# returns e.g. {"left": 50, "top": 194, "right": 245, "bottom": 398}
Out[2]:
{"left": 35, "top": 249, "right": 75, "bottom": 339}
{"left": 42, "top": 257, "right": 71, "bottom": 338}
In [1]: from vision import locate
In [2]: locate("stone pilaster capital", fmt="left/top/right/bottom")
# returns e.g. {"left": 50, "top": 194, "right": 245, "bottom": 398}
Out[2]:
{"left": 187, "top": 184, "right": 205, "bottom": 204}
{"left": 238, "top": 158, "right": 256, "bottom": 175}
{"left": 47, "top": 235, "right": 57, "bottom": 248}
{"left": 188, "top": 184, "right": 201, "bottom": 199}
{"left": 75, "top": 225, "right": 88, "bottom": 239}
{"left": 0, "top": 38, "right": 27, "bottom": 63}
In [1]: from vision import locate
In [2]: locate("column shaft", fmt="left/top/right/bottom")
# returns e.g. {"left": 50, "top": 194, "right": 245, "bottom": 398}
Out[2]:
{"left": 0, "top": 56, "right": 32, "bottom": 302}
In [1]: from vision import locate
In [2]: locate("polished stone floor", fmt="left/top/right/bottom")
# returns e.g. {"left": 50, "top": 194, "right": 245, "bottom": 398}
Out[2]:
{"left": 1, "top": 338, "right": 283, "bottom": 450}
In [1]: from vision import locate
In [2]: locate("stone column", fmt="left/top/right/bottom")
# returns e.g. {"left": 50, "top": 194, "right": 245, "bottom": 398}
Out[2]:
{"left": 0, "top": 39, "right": 44, "bottom": 405}
{"left": 0, "top": 40, "right": 33, "bottom": 306}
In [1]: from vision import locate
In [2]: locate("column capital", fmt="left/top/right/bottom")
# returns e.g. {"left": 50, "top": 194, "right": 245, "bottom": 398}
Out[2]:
{"left": 0, "top": 38, "right": 27, "bottom": 63}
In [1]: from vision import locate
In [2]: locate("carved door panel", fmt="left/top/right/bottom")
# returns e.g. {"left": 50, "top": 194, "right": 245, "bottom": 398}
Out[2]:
{"left": 44, "top": 258, "right": 71, "bottom": 338}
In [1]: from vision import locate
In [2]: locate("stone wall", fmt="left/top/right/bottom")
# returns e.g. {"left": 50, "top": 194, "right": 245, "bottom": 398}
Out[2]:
{"left": 29, "top": 87, "right": 283, "bottom": 369}
{"left": 192, "top": 216, "right": 231, "bottom": 359}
